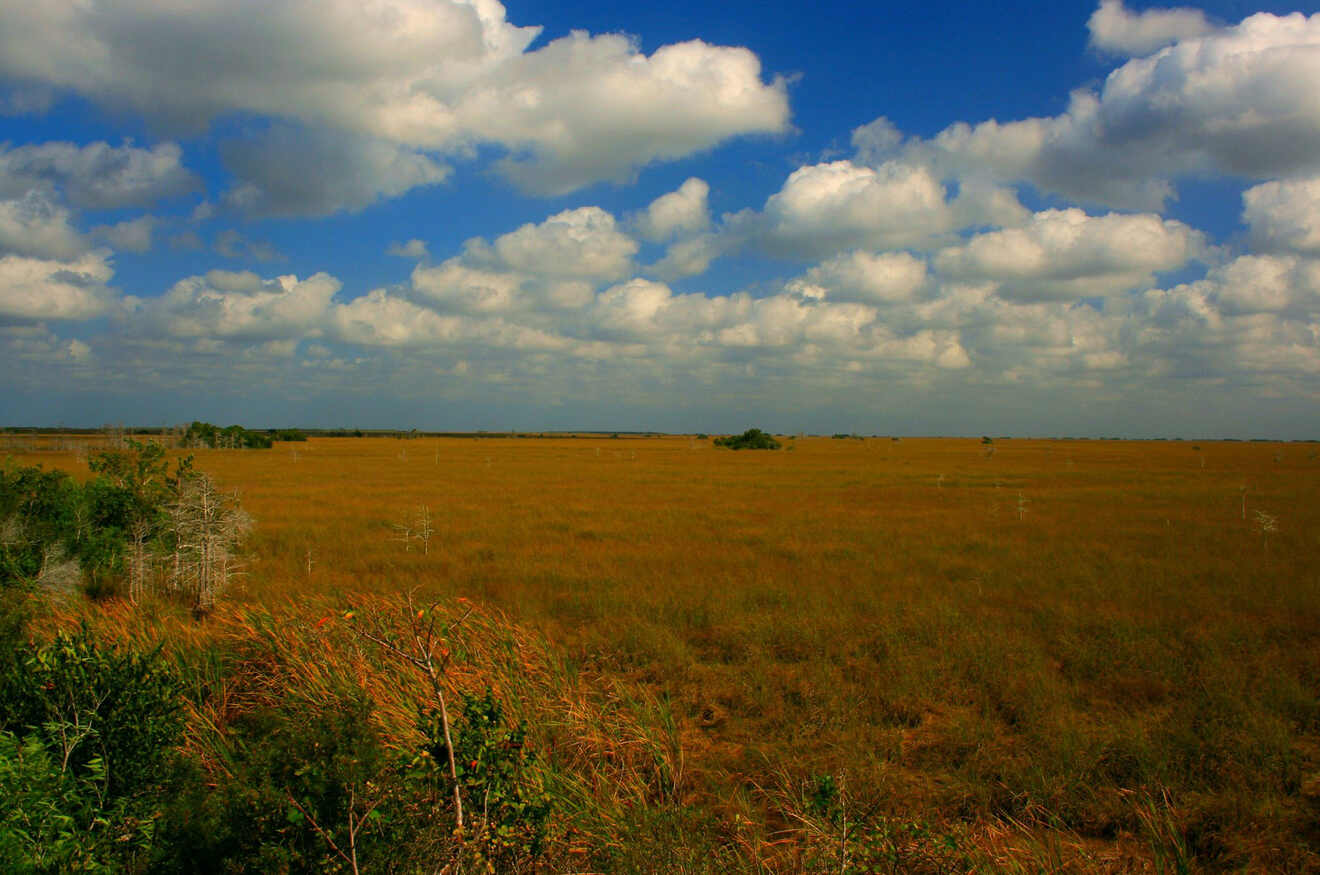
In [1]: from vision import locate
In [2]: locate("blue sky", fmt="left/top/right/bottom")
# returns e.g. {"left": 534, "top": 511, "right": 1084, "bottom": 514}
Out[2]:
{"left": 2, "top": 0, "right": 1319, "bottom": 436}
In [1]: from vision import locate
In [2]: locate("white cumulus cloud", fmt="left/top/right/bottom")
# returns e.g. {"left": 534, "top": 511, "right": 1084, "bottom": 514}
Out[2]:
{"left": 92, "top": 216, "right": 156, "bottom": 254}
{"left": 0, "top": 141, "right": 196, "bottom": 208}
{"left": 0, "top": 0, "right": 789, "bottom": 197}
{"left": 635, "top": 178, "right": 711, "bottom": 243}
{"left": 1206, "top": 254, "right": 1320, "bottom": 316}
{"left": 708, "top": 159, "right": 1028, "bottom": 264}
{"left": 915, "top": 10, "right": 1320, "bottom": 209}
{"left": 331, "top": 290, "right": 465, "bottom": 348}
{"left": 480, "top": 206, "right": 638, "bottom": 281}
{"left": 756, "top": 160, "right": 953, "bottom": 256}
{"left": 412, "top": 261, "right": 527, "bottom": 315}
{"left": 388, "top": 239, "right": 430, "bottom": 259}
{"left": 1242, "top": 176, "right": 1320, "bottom": 255}
{"left": 786, "top": 251, "right": 928, "bottom": 304}
{"left": 0, "top": 250, "right": 115, "bottom": 322}
{"left": 934, "top": 208, "right": 1204, "bottom": 300}
{"left": 1087, "top": 0, "right": 1214, "bottom": 56}
{"left": 410, "top": 206, "right": 636, "bottom": 315}
{"left": 0, "top": 190, "right": 85, "bottom": 260}
{"left": 221, "top": 127, "right": 450, "bottom": 217}
{"left": 144, "top": 270, "right": 340, "bottom": 340}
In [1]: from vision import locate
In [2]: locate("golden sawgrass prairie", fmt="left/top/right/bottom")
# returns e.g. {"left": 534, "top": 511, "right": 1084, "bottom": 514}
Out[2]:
{"left": 10, "top": 434, "right": 1320, "bottom": 869}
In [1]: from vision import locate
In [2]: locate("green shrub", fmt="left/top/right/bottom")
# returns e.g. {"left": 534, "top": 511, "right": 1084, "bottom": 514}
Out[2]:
{"left": 156, "top": 691, "right": 395, "bottom": 874}
{"left": 794, "top": 774, "right": 973, "bottom": 873}
{"left": 410, "top": 689, "right": 552, "bottom": 870}
{"left": 0, "top": 459, "right": 148, "bottom": 594}
{"left": 0, "top": 465, "right": 79, "bottom": 587}
{"left": 0, "top": 728, "right": 159, "bottom": 873}
{"left": 0, "top": 625, "right": 184, "bottom": 800}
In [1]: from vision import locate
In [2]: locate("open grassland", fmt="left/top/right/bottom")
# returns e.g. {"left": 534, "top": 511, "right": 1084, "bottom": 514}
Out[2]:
{"left": 10, "top": 434, "right": 1320, "bottom": 870}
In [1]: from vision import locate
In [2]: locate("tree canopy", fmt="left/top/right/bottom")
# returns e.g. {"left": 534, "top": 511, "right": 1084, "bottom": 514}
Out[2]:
{"left": 713, "top": 428, "right": 781, "bottom": 450}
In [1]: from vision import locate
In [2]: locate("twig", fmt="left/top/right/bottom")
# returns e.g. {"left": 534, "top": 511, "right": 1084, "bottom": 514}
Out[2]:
{"left": 286, "top": 792, "right": 356, "bottom": 873}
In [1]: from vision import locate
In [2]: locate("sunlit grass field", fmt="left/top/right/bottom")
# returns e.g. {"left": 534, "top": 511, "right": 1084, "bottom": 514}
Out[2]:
{"left": 11, "top": 434, "right": 1320, "bottom": 870}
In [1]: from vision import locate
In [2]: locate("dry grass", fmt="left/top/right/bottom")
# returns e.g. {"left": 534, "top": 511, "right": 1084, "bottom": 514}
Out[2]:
{"left": 12, "top": 434, "right": 1320, "bottom": 870}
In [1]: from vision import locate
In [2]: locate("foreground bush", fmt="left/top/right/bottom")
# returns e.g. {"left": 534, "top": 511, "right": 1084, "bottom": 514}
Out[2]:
{"left": 0, "top": 729, "right": 162, "bottom": 872}
{"left": 0, "top": 613, "right": 183, "bottom": 873}
{"left": 32, "top": 593, "right": 683, "bottom": 872}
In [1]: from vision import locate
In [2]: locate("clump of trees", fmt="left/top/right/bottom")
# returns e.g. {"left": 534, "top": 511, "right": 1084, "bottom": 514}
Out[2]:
{"left": 714, "top": 428, "right": 782, "bottom": 450}
{"left": 181, "top": 421, "right": 273, "bottom": 449}
{"left": 177, "top": 422, "right": 308, "bottom": 447}
{"left": 1, "top": 441, "right": 249, "bottom": 612}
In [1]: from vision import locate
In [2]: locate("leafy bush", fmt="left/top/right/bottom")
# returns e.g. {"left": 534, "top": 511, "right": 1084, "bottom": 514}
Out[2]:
{"left": 0, "top": 614, "right": 181, "bottom": 872}
{"left": 0, "top": 444, "right": 250, "bottom": 607}
{"left": 713, "top": 428, "right": 782, "bottom": 450}
{"left": 411, "top": 690, "right": 552, "bottom": 870}
{"left": 156, "top": 683, "right": 554, "bottom": 873}
{"left": 795, "top": 774, "right": 973, "bottom": 873}
{"left": 0, "top": 624, "right": 184, "bottom": 800}
{"left": 0, "top": 728, "right": 160, "bottom": 873}
{"left": 157, "top": 692, "right": 393, "bottom": 874}
{"left": 0, "top": 465, "right": 80, "bottom": 587}
{"left": 0, "top": 451, "right": 176, "bottom": 591}
{"left": 3, "top": 446, "right": 239, "bottom": 605}
{"left": 0, "top": 462, "right": 147, "bottom": 594}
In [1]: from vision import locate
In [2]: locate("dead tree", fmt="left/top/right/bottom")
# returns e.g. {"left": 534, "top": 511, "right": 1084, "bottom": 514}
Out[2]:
{"left": 166, "top": 470, "right": 251, "bottom": 613}
{"left": 415, "top": 505, "right": 434, "bottom": 555}
{"left": 126, "top": 517, "right": 153, "bottom": 603}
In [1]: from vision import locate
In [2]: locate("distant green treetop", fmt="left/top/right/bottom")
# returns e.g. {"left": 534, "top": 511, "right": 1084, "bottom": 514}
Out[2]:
{"left": 713, "top": 428, "right": 781, "bottom": 450}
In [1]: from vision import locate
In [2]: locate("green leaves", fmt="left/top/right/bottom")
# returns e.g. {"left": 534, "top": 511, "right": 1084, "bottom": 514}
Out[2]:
{"left": 0, "top": 624, "right": 184, "bottom": 800}
{"left": 0, "top": 626, "right": 180, "bottom": 874}
{"left": 410, "top": 689, "right": 552, "bottom": 869}
{"left": 1, "top": 444, "right": 182, "bottom": 596}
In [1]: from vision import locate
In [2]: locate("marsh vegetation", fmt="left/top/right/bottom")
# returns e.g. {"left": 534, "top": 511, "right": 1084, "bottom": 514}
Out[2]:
{"left": 2, "top": 433, "right": 1318, "bottom": 871}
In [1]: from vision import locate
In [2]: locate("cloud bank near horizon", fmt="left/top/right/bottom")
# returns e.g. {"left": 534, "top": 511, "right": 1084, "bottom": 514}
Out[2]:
{"left": 1, "top": 1, "right": 1319, "bottom": 436}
